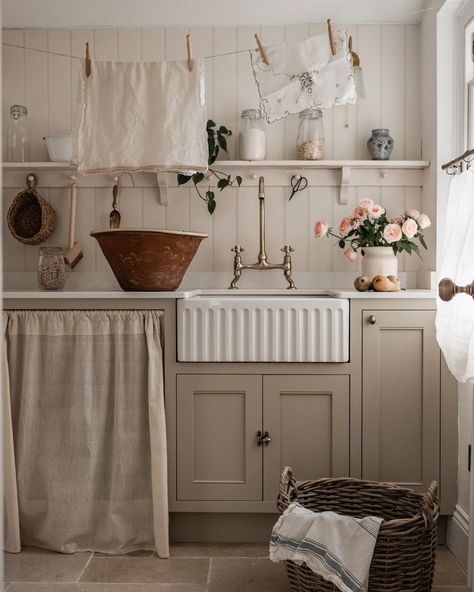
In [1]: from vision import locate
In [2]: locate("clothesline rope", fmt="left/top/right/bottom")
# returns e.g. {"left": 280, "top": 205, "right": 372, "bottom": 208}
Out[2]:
{"left": 1, "top": 42, "right": 250, "bottom": 60}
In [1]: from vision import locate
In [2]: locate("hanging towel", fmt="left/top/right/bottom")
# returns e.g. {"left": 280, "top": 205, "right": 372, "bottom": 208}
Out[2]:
{"left": 250, "top": 32, "right": 357, "bottom": 123}
{"left": 72, "top": 59, "right": 208, "bottom": 175}
{"left": 270, "top": 502, "right": 383, "bottom": 592}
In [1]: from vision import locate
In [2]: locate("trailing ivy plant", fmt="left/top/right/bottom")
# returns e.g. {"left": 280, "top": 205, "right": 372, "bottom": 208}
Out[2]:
{"left": 177, "top": 120, "right": 242, "bottom": 214}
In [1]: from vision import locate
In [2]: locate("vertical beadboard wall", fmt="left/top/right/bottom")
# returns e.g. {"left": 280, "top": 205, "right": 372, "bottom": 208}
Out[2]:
{"left": 2, "top": 24, "right": 424, "bottom": 277}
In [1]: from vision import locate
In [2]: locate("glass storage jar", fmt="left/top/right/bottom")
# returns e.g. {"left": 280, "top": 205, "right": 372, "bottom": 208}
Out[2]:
{"left": 38, "top": 247, "right": 66, "bottom": 290}
{"left": 239, "top": 109, "right": 266, "bottom": 160}
{"left": 7, "top": 105, "right": 29, "bottom": 162}
{"left": 296, "top": 109, "right": 325, "bottom": 160}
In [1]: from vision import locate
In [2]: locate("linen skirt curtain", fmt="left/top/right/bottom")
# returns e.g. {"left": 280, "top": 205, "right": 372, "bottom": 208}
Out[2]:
{"left": 3, "top": 310, "right": 169, "bottom": 557}
{"left": 436, "top": 169, "right": 474, "bottom": 382}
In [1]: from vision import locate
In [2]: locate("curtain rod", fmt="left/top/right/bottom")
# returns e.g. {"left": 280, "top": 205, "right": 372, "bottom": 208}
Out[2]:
{"left": 441, "top": 148, "right": 474, "bottom": 171}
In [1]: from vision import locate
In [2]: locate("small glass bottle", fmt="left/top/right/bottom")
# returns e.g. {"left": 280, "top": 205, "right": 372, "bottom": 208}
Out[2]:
{"left": 239, "top": 109, "right": 266, "bottom": 160}
{"left": 7, "top": 105, "right": 29, "bottom": 162}
{"left": 38, "top": 247, "right": 66, "bottom": 290}
{"left": 296, "top": 109, "right": 325, "bottom": 160}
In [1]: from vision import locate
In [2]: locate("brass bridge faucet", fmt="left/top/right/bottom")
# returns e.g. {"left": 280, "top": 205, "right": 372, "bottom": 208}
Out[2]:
{"left": 229, "top": 176, "right": 296, "bottom": 289}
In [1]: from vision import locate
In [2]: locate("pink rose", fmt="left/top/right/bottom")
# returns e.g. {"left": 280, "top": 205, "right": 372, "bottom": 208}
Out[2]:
{"left": 383, "top": 223, "right": 402, "bottom": 244}
{"left": 339, "top": 217, "right": 352, "bottom": 233}
{"left": 353, "top": 207, "right": 367, "bottom": 219}
{"left": 402, "top": 218, "right": 418, "bottom": 239}
{"left": 417, "top": 213, "right": 431, "bottom": 229}
{"left": 314, "top": 220, "right": 328, "bottom": 238}
{"left": 359, "top": 198, "right": 374, "bottom": 209}
{"left": 390, "top": 216, "right": 404, "bottom": 224}
{"left": 368, "top": 204, "right": 385, "bottom": 219}
{"left": 406, "top": 209, "right": 420, "bottom": 220}
{"left": 344, "top": 248, "right": 357, "bottom": 262}
{"left": 351, "top": 218, "right": 361, "bottom": 229}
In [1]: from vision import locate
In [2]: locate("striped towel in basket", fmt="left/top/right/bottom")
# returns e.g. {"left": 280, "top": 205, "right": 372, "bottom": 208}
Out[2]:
{"left": 270, "top": 502, "right": 383, "bottom": 592}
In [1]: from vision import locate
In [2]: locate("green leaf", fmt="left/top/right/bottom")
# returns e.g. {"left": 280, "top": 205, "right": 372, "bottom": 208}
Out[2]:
{"left": 217, "top": 178, "right": 228, "bottom": 191}
{"left": 339, "top": 239, "right": 345, "bottom": 249}
{"left": 419, "top": 235, "right": 427, "bottom": 249}
{"left": 192, "top": 172, "right": 205, "bottom": 184}
{"left": 218, "top": 125, "right": 229, "bottom": 134}
{"left": 361, "top": 249, "right": 365, "bottom": 256}
{"left": 177, "top": 174, "right": 192, "bottom": 185}
{"left": 206, "top": 191, "right": 216, "bottom": 215}
{"left": 217, "top": 134, "right": 228, "bottom": 152}
{"left": 236, "top": 175, "right": 242, "bottom": 186}
{"left": 207, "top": 119, "right": 216, "bottom": 129}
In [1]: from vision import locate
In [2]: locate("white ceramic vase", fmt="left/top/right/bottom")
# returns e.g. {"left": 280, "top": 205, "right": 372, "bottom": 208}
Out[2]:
{"left": 361, "top": 246, "right": 398, "bottom": 280}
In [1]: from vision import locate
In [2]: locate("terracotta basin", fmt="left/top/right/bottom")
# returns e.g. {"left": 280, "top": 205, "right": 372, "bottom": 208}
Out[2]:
{"left": 90, "top": 228, "right": 207, "bottom": 291}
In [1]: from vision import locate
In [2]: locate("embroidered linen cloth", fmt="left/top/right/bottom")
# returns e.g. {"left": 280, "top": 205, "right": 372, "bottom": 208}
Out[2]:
{"left": 270, "top": 502, "right": 383, "bottom": 592}
{"left": 250, "top": 33, "right": 357, "bottom": 123}
{"left": 73, "top": 59, "right": 208, "bottom": 175}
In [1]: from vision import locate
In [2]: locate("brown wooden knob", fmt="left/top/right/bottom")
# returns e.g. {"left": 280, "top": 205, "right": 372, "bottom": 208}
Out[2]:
{"left": 439, "top": 278, "right": 455, "bottom": 302}
{"left": 439, "top": 277, "right": 474, "bottom": 301}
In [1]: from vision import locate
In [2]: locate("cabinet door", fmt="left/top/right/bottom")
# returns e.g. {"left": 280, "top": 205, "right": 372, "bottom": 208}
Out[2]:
{"left": 362, "top": 310, "right": 439, "bottom": 492}
{"left": 263, "top": 375, "right": 350, "bottom": 502}
{"left": 177, "top": 374, "right": 262, "bottom": 501}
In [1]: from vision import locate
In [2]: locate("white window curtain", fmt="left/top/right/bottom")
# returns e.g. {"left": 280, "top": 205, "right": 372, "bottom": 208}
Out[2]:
{"left": 3, "top": 310, "right": 169, "bottom": 557}
{"left": 436, "top": 169, "right": 474, "bottom": 383}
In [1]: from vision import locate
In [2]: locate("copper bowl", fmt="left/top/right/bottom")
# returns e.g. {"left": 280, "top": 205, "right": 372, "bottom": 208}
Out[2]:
{"left": 90, "top": 228, "right": 207, "bottom": 291}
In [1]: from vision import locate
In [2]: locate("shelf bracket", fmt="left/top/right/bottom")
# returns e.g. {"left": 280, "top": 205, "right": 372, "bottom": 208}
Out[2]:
{"left": 156, "top": 173, "right": 169, "bottom": 206}
{"left": 339, "top": 166, "right": 351, "bottom": 205}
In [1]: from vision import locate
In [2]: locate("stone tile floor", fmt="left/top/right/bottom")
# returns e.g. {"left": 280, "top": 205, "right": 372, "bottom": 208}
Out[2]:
{"left": 3, "top": 544, "right": 466, "bottom": 591}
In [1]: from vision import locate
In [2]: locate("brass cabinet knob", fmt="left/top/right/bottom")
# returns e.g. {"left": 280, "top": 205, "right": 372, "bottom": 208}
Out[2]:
{"left": 256, "top": 430, "right": 271, "bottom": 446}
{"left": 368, "top": 315, "right": 376, "bottom": 325}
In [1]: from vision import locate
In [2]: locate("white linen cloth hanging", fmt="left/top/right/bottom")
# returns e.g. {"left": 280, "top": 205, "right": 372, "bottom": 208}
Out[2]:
{"left": 250, "top": 32, "right": 357, "bottom": 123}
{"left": 3, "top": 310, "right": 169, "bottom": 557}
{"left": 72, "top": 59, "right": 208, "bottom": 175}
{"left": 436, "top": 169, "right": 474, "bottom": 382}
{"left": 270, "top": 502, "right": 382, "bottom": 592}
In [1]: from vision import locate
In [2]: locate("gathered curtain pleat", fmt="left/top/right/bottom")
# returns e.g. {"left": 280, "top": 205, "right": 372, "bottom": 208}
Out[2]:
{"left": 436, "top": 169, "right": 474, "bottom": 383}
{"left": 3, "top": 310, "right": 169, "bottom": 557}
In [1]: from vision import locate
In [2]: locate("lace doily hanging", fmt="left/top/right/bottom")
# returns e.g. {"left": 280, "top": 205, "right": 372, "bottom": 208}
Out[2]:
{"left": 250, "top": 31, "right": 357, "bottom": 123}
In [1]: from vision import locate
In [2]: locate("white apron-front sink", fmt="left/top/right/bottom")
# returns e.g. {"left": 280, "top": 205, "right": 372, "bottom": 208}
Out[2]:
{"left": 177, "top": 296, "right": 349, "bottom": 363}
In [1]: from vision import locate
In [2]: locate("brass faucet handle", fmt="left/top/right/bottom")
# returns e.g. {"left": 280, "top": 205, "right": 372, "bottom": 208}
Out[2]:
{"left": 281, "top": 245, "right": 294, "bottom": 254}
{"left": 231, "top": 245, "right": 245, "bottom": 254}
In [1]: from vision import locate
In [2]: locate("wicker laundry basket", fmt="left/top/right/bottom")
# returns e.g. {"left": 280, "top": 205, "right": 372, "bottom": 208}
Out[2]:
{"left": 277, "top": 467, "right": 439, "bottom": 592}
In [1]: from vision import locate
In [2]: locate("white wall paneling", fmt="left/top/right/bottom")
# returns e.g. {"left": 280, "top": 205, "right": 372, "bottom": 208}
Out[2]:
{"left": 2, "top": 24, "right": 426, "bottom": 277}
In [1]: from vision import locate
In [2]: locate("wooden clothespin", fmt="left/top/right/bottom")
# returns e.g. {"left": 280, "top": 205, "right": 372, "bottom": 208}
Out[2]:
{"left": 254, "top": 33, "right": 269, "bottom": 66}
{"left": 327, "top": 19, "right": 336, "bottom": 56}
{"left": 186, "top": 34, "right": 193, "bottom": 72}
{"left": 348, "top": 36, "right": 360, "bottom": 67}
{"left": 85, "top": 42, "right": 91, "bottom": 77}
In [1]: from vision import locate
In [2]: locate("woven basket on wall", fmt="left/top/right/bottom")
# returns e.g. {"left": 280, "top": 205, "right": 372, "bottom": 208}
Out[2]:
{"left": 277, "top": 467, "right": 439, "bottom": 592}
{"left": 7, "top": 174, "right": 56, "bottom": 245}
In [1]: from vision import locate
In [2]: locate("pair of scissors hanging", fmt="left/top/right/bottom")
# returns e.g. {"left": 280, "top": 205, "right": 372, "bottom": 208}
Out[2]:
{"left": 289, "top": 174, "right": 308, "bottom": 200}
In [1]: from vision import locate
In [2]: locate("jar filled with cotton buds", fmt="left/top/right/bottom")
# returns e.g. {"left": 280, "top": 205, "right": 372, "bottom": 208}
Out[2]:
{"left": 239, "top": 109, "right": 266, "bottom": 160}
{"left": 297, "top": 109, "right": 325, "bottom": 160}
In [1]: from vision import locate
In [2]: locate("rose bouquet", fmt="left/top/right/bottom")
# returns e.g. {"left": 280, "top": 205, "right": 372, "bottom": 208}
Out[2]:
{"left": 313, "top": 198, "right": 431, "bottom": 262}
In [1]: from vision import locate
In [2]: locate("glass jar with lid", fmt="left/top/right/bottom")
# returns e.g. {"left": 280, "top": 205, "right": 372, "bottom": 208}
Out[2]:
{"left": 38, "top": 247, "right": 66, "bottom": 290}
{"left": 239, "top": 109, "right": 266, "bottom": 161}
{"left": 296, "top": 109, "right": 325, "bottom": 160}
{"left": 7, "top": 105, "right": 29, "bottom": 162}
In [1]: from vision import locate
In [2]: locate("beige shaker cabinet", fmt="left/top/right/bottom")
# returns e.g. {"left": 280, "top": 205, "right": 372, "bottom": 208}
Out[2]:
{"left": 176, "top": 373, "right": 350, "bottom": 503}
{"left": 361, "top": 310, "right": 440, "bottom": 493}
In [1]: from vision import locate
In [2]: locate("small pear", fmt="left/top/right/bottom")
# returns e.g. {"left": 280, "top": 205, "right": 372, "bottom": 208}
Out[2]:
{"left": 354, "top": 275, "right": 371, "bottom": 292}
{"left": 387, "top": 275, "right": 401, "bottom": 291}
{"left": 372, "top": 275, "right": 393, "bottom": 292}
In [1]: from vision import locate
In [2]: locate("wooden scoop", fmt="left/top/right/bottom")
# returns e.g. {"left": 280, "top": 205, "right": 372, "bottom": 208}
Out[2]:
{"left": 110, "top": 182, "right": 121, "bottom": 228}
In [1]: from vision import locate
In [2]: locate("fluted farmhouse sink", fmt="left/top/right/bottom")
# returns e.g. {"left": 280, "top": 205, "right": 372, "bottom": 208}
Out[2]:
{"left": 177, "top": 296, "right": 349, "bottom": 362}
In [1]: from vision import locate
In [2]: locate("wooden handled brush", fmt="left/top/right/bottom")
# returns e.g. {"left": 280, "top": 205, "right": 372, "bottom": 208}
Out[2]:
{"left": 64, "top": 181, "right": 83, "bottom": 268}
